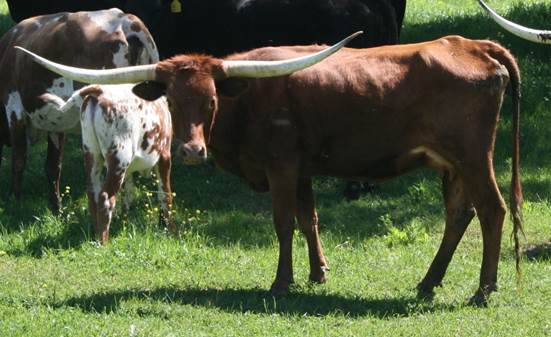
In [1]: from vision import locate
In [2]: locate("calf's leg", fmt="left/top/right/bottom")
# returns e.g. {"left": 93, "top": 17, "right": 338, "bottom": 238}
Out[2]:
{"left": 96, "top": 155, "right": 127, "bottom": 244}
{"left": 84, "top": 151, "right": 103, "bottom": 241}
{"left": 296, "top": 177, "right": 328, "bottom": 284}
{"left": 417, "top": 171, "right": 475, "bottom": 297}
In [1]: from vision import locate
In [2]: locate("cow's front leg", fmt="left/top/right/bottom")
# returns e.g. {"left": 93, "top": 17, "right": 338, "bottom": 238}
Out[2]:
{"left": 156, "top": 151, "right": 176, "bottom": 233}
{"left": 8, "top": 123, "right": 27, "bottom": 200}
{"left": 297, "top": 177, "right": 328, "bottom": 284}
{"left": 266, "top": 162, "right": 299, "bottom": 296}
{"left": 45, "top": 132, "right": 65, "bottom": 213}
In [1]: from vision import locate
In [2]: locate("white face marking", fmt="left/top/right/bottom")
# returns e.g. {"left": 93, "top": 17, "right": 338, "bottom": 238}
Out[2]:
{"left": 85, "top": 8, "right": 124, "bottom": 34}
{"left": 5, "top": 91, "right": 24, "bottom": 128}
{"left": 47, "top": 77, "right": 74, "bottom": 99}
{"left": 112, "top": 44, "right": 128, "bottom": 68}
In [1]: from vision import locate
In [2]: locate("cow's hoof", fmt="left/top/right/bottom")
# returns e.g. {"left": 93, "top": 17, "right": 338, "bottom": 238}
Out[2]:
{"left": 468, "top": 292, "right": 488, "bottom": 307}
{"left": 269, "top": 280, "right": 292, "bottom": 297}
{"left": 468, "top": 285, "right": 496, "bottom": 307}
{"left": 416, "top": 281, "right": 438, "bottom": 300}
{"left": 343, "top": 182, "right": 362, "bottom": 201}
{"left": 309, "top": 266, "right": 329, "bottom": 284}
{"left": 50, "top": 203, "right": 61, "bottom": 215}
{"left": 361, "top": 182, "right": 378, "bottom": 193}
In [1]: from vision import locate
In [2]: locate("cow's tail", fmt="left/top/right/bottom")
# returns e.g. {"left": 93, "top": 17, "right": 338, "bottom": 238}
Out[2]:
{"left": 491, "top": 43, "right": 523, "bottom": 279}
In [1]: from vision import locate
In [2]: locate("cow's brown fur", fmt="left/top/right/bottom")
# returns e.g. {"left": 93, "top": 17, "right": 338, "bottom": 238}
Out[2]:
{"left": 125, "top": 35, "right": 523, "bottom": 304}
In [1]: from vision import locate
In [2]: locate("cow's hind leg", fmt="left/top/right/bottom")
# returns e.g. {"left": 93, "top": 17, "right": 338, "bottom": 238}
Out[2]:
{"left": 45, "top": 132, "right": 65, "bottom": 213}
{"left": 463, "top": 162, "right": 506, "bottom": 306}
{"left": 84, "top": 150, "right": 104, "bottom": 241}
{"left": 96, "top": 155, "right": 127, "bottom": 244}
{"left": 297, "top": 177, "right": 328, "bottom": 284}
{"left": 417, "top": 171, "right": 475, "bottom": 297}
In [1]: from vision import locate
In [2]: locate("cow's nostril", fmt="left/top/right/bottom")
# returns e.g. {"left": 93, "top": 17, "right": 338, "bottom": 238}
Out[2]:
{"left": 198, "top": 147, "right": 205, "bottom": 158}
{"left": 178, "top": 147, "right": 188, "bottom": 157}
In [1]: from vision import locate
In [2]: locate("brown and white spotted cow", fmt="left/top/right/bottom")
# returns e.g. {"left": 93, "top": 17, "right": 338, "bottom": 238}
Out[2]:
{"left": 0, "top": 8, "right": 159, "bottom": 212}
{"left": 56, "top": 84, "right": 173, "bottom": 243}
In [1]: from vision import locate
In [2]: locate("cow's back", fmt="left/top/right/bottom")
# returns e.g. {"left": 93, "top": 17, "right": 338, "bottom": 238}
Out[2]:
{"left": 0, "top": 8, "right": 159, "bottom": 134}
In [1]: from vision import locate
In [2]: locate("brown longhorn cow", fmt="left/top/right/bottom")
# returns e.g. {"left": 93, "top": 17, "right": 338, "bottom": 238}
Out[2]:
{"left": 17, "top": 33, "right": 523, "bottom": 305}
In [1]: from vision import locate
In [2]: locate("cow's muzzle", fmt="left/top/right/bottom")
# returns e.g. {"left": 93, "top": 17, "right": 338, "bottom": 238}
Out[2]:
{"left": 177, "top": 142, "right": 207, "bottom": 165}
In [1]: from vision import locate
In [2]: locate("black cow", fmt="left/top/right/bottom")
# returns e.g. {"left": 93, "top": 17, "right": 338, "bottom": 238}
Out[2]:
{"left": 7, "top": 0, "right": 406, "bottom": 57}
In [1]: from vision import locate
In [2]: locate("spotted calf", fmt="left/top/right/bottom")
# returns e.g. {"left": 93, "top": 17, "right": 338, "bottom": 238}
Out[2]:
{"left": 66, "top": 84, "right": 173, "bottom": 243}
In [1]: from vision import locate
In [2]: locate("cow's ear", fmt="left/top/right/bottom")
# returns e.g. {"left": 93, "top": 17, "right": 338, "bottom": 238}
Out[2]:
{"left": 132, "top": 81, "right": 166, "bottom": 101}
{"left": 216, "top": 78, "right": 249, "bottom": 98}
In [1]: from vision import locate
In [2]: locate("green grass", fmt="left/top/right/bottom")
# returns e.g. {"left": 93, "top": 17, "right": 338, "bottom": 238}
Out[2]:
{"left": 1, "top": 0, "right": 551, "bottom": 336}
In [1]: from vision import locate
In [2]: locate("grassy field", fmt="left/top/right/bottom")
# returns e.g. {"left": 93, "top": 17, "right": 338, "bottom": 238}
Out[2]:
{"left": 1, "top": 0, "right": 551, "bottom": 336}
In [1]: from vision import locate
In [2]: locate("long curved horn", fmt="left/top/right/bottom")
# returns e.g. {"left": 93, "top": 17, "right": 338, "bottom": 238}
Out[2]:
{"left": 222, "top": 31, "right": 363, "bottom": 78}
{"left": 14, "top": 46, "right": 157, "bottom": 83}
{"left": 15, "top": 30, "right": 361, "bottom": 84}
{"left": 478, "top": 0, "right": 551, "bottom": 44}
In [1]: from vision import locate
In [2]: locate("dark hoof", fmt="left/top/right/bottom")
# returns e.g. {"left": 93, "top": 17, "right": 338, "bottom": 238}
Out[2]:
{"left": 468, "top": 285, "right": 495, "bottom": 307}
{"left": 468, "top": 292, "right": 489, "bottom": 307}
{"left": 416, "top": 282, "right": 436, "bottom": 300}
{"left": 361, "top": 182, "right": 378, "bottom": 194}
{"left": 50, "top": 202, "right": 61, "bottom": 215}
{"left": 269, "top": 280, "right": 293, "bottom": 297}
{"left": 343, "top": 182, "right": 362, "bottom": 201}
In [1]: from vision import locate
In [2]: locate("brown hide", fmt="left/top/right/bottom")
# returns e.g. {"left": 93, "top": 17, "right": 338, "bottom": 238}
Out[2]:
{"left": 206, "top": 35, "right": 522, "bottom": 303}
{"left": 216, "top": 36, "right": 511, "bottom": 179}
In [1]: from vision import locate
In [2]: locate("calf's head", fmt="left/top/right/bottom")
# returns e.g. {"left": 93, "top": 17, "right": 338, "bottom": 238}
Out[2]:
{"left": 15, "top": 31, "right": 361, "bottom": 165}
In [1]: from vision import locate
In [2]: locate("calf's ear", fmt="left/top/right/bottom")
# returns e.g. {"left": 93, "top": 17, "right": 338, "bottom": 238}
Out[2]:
{"left": 132, "top": 81, "right": 166, "bottom": 101}
{"left": 216, "top": 78, "right": 249, "bottom": 98}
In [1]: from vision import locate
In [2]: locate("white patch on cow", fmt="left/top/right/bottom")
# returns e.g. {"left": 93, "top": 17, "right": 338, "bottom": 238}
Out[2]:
{"left": 85, "top": 8, "right": 124, "bottom": 34}
{"left": 5, "top": 91, "right": 24, "bottom": 128}
{"left": 112, "top": 43, "right": 128, "bottom": 68}
{"left": 26, "top": 77, "right": 81, "bottom": 133}
{"left": 47, "top": 77, "right": 74, "bottom": 98}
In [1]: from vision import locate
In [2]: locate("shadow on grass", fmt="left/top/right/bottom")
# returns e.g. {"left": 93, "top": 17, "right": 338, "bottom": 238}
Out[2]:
{"left": 53, "top": 286, "right": 456, "bottom": 318}
{"left": 523, "top": 241, "right": 551, "bottom": 261}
